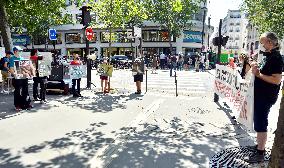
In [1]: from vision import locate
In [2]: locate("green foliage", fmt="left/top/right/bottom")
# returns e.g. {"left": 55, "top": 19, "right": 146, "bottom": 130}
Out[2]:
{"left": 144, "top": 0, "right": 203, "bottom": 38}
{"left": 91, "top": 0, "right": 148, "bottom": 29}
{"left": 242, "top": 0, "right": 284, "bottom": 38}
{"left": 4, "top": 0, "right": 72, "bottom": 38}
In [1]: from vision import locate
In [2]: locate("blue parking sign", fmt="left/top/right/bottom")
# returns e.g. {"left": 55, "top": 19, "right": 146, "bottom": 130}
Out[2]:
{"left": 49, "top": 29, "right": 57, "bottom": 41}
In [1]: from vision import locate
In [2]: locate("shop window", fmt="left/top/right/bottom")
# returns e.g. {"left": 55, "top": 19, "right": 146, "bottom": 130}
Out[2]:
{"left": 65, "top": 33, "right": 81, "bottom": 44}
{"left": 100, "top": 32, "right": 131, "bottom": 43}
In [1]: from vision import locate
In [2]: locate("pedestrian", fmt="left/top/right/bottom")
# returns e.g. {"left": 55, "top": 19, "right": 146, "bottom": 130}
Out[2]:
{"left": 238, "top": 53, "right": 251, "bottom": 79}
{"left": 133, "top": 58, "right": 144, "bottom": 94}
{"left": 178, "top": 54, "right": 184, "bottom": 71}
{"left": 159, "top": 52, "right": 166, "bottom": 69}
{"left": 170, "top": 55, "right": 177, "bottom": 77}
{"left": 30, "top": 49, "right": 48, "bottom": 103}
{"left": 1, "top": 51, "right": 12, "bottom": 93}
{"left": 10, "top": 46, "right": 33, "bottom": 111}
{"left": 99, "top": 58, "right": 109, "bottom": 93}
{"left": 195, "top": 56, "right": 200, "bottom": 72}
{"left": 245, "top": 32, "right": 283, "bottom": 163}
{"left": 228, "top": 57, "right": 236, "bottom": 69}
{"left": 152, "top": 55, "right": 158, "bottom": 74}
{"left": 70, "top": 53, "right": 83, "bottom": 97}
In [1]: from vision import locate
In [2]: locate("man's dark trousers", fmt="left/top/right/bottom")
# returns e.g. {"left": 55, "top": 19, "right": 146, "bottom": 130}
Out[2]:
{"left": 13, "top": 79, "right": 30, "bottom": 108}
{"left": 72, "top": 78, "right": 81, "bottom": 95}
{"left": 33, "top": 77, "right": 47, "bottom": 100}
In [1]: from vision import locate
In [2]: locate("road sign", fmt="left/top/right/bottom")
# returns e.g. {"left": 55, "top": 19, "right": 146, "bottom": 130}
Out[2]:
{"left": 49, "top": 29, "right": 57, "bottom": 41}
{"left": 134, "top": 27, "right": 142, "bottom": 38}
{"left": 85, "top": 27, "right": 94, "bottom": 41}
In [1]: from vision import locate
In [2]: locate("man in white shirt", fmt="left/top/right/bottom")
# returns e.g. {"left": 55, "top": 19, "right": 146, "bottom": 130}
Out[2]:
{"left": 159, "top": 53, "right": 166, "bottom": 69}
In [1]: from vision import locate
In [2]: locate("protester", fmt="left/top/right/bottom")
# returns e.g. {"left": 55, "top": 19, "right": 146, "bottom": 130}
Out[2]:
{"left": 99, "top": 58, "right": 109, "bottom": 93}
{"left": 30, "top": 49, "right": 48, "bottom": 103}
{"left": 151, "top": 55, "right": 158, "bottom": 74}
{"left": 1, "top": 51, "right": 12, "bottom": 93}
{"left": 10, "top": 46, "right": 33, "bottom": 111}
{"left": 133, "top": 58, "right": 144, "bottom": 94}
{"left": 70, "top": 53, "right": 82, "bottom": 97}
{"left": 245, "top": 32, "right": 283, "bottom": 163}
{"left": 228, "top": 57, "right": 236, "bottom": 69}
{"left": 238, "top": 53, "right": 251, "bottom": 79}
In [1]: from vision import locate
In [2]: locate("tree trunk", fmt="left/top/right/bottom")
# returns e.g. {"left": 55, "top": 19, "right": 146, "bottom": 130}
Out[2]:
{"left": 269, "top": 84, "right": 284, "bottom": 167}
{"left": 0, "top": 0, "right": 13, "bottom": 51}
{"left": 168, "top": 31, "right": 173, "bottom": 55}
{"left": 109, "top": 27, "right": 112, "bottom": 57}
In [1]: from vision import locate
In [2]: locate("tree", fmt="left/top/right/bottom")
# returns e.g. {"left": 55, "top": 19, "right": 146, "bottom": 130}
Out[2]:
{"left": 92, "top": 0, "right": 147, "bottom": 57}
{"left": 144, "top": 0, "right": 203, "bottom": 54}
{"left": 242, "top": 0, "right": 284, "bottom": 38}
{"left": 0, "top": 0, "right": 72, "bottom": 51}
{"left": 242, "top": 1, "right": 284, "bottom": 167}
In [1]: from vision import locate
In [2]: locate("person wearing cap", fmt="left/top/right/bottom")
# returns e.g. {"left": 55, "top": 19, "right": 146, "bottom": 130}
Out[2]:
{"left": 133, "top": 57, "right": 145, "bottom": 94}
{"left": 10, "top": 46, "right": 33, "bottom": 111}
{"left": 1, "top": 51, "right": 12, "bottom": 93}
{"left": 70, "top": 53, "right": 83, "bottom": 97}
{"left": 30, "top": 49, "right": 47, "bottom": 103}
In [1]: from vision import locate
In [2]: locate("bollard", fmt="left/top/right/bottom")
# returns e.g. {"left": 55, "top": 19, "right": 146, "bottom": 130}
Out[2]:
{"left": 145, "top": 70, "right": 148, "bottom": 92}
{"left": 214, "top": 93, "right": 219, "bottom": 102}
{"left": 175, "top": 71, "right": 178, "bottom": 97}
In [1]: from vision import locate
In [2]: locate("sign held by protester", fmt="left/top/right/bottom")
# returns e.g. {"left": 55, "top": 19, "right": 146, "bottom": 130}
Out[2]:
{"left": 38, "top": 60, "right": 51, "bottom": 77}
{"left": 214, "top": 64, "right": 254, "bottom": 131}
{"left": 98, "top": 64, "right": 113, "bottom": 77}
{"left": 69, "top": 65, "right": 87, "bottom": 79}
{"left": 132, "top": 58, "right": 145, "bottom": 76}
{"left": 14, "top": 60, "right": 35, "bottom": 79}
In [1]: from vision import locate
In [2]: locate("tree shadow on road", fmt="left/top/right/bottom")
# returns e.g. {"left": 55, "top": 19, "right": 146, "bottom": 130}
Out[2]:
{"left": 0, "top": 122, "right": 114, "bottom": 168}
{"left": 105, "top": 117, "right": 237, "bottom": 168}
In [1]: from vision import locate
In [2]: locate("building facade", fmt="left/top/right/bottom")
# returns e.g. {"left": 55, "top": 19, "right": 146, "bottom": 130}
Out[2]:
{"left": 0, "top": 0, "right": 214, "bottom": 58}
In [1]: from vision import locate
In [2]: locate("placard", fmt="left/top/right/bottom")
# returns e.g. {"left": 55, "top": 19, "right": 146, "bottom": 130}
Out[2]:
{"left": 132, "top": 58, "right": 145, "bottom": 76}
{"left": 214, "top": 64, "right": 254, "bottom": 131}
{"left": 38, "top": 60, "right": 51, "bottom": 77}
{"left": 14, "top": 60, "right": 35, "bottom": 79}
{"left": 98, "top": 64, "right": 113, "bottom": 77}
{"left": 69, "top": 65, "right": 87, "bottom": 79}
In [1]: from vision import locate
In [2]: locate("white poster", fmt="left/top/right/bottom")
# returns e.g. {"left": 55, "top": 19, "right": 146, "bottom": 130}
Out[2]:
{"left": 214, "top": 64, "right": 254, "bottom": 131}
{"left": 38, "top": 60, "right": 51, "bottom": 77}
{"left": 0, "top": 47, "right": 5, "bottom": 58}
{"left": 69, "top": 65, "right": 87, "bottom": 79}
{"left": 14, "top": 60, "right": 35, "bottom": 79}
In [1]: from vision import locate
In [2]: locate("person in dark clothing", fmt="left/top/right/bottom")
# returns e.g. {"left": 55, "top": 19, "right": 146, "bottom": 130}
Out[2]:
{"left": 10, "top": 46, "right": 33, "bottom": 111}
{"left": 30, "top": 49, "right": 47, "bottom": 103}
{"left": 245, "top": 32, "right": 283, "bottom": 163}
{"left": 238, "top": 53, "right": 251, "bottom": 79}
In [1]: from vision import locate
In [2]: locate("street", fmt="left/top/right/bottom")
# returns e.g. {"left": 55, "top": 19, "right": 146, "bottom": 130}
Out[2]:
{"left": 0, "top": 69, "right": 281, "bottom": 168}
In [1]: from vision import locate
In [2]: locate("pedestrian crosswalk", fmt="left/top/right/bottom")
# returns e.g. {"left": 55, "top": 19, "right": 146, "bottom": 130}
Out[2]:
{"left": 92, "top": 69, "right": 214, "bottom": 97}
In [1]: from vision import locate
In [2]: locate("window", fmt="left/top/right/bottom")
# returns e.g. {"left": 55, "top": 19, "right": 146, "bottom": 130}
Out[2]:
{"left": 230, "top": 23, "right": 234, "bottom": 26}
{"left": 65, "top": 33, "right": 81, "bottom": 44}
{"left": 236, "top": 22, "right": 240, "bottom": 26}
{"left": 142, "top": 30, "right": 175, "bottom": 42}
{"left": 100, "top": 32, "right": 132, "bottom": 43}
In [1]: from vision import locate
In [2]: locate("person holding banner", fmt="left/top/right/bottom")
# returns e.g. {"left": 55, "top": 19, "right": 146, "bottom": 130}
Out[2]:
{"left": 70, "top": 54, "right": 82, "bottom": 97}
{"left": 245, "top": 32, "right": 283, "bottom": 163}
{"left": 10, "top": 46, "right": 33, "bottom": 111}
{"left": 30, "top": 49, "right": 47, "bottom": 103}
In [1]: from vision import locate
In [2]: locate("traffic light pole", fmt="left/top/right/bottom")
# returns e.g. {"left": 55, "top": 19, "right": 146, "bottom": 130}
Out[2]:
{"left": 85, "top": 27, "right": 92, "bottom": 89}
{"left": 214, "top": 19, "right": 222, "bottom": 102}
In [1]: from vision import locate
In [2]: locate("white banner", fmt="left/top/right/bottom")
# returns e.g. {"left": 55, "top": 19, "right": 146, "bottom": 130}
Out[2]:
{"left": 214, "top": 65, "right": 254, "bottom": 131}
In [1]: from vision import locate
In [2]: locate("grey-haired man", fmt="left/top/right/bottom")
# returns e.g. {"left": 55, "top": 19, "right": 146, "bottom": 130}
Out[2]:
{"left": 245, "top": 32, "right": 283, "bottom": 163}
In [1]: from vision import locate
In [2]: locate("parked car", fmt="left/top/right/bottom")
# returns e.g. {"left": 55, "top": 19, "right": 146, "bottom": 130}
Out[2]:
{"left": 111, "top": 55, "right": 132, "bottom": 69}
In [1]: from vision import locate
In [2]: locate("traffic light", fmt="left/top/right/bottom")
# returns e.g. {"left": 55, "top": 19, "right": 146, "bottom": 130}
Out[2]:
{"left": 221, "top": 36, "right": 229, "bottom": 46}
{"left": 212, "top": 37, "right": 221, "bottom": 46}
{"left": 79, "top": 5, "right": 92, "bottom": 26}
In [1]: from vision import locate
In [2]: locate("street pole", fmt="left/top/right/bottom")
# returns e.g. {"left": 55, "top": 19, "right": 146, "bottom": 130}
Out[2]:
{"left": 85, "top": 27, "right": 91, "bottom": 88}
{"left": 208, "top": 17, "right": 211, "bottom": 50}
{"left": 175, "top": 71, "right": 178, "bottom": 97}
{"left": 201, "top": 6, "right": 207, "bottom": 51}
{"left": 145, "top": 69, "right": 148, "bottom": 92}
{"left": 214, "top": 19, "right": 222, "bottom": 102}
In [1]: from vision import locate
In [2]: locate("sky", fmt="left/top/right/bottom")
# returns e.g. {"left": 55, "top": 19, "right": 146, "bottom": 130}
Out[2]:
{"left": 206, "top": 0, "right": 243, "bottom": 29}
